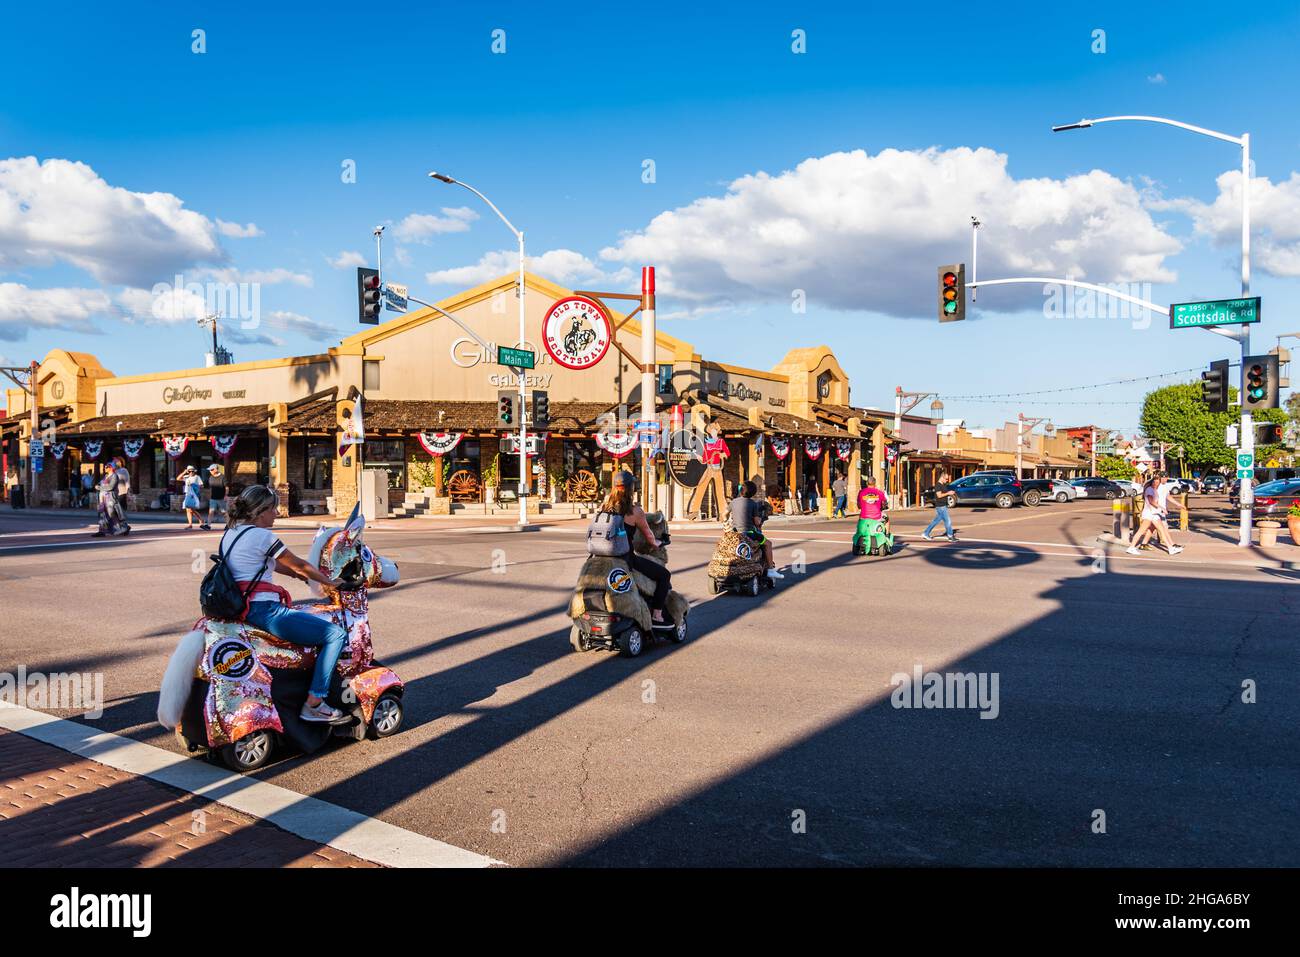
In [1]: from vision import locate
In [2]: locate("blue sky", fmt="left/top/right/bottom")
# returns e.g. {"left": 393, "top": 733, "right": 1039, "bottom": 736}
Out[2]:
{"left": 3, "top": 0, "right": 1299, "bottom": 433}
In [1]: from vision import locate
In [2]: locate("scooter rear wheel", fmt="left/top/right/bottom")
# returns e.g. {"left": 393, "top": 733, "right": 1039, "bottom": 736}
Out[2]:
{"left": 746, "top": 576, "right": 760, "bottom": 597}
{"left": 617, "top": 627, "right": 644, "bottom": 658}
{"left": 220, "top": 730, "right": 274, "bottom": 772}
{"left": 569, "top": 624, "right": 591, "bottom": 652}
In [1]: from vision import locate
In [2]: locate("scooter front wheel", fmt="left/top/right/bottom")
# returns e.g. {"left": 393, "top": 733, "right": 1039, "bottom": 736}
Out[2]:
{"left": 368, "top": 692, "right": 404, "bottom": 739}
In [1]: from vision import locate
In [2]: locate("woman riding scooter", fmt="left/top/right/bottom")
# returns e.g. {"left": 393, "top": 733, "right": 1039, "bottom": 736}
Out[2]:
{"left": 596, "top": 471, "right": 672, "bottom": 625}
{"left": 222, "top": 485, "right": 347, "bottom": 721}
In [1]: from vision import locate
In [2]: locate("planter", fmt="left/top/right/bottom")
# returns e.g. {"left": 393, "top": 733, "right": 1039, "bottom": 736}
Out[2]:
{"left": 1259, "top": 520, "right": 1281, "bottom": 548}
{"left": 429, "top": 496, "right": 451, "bottom": 515}
{"left": 1288, "top": 516, "right": 1300, "bottom": 545}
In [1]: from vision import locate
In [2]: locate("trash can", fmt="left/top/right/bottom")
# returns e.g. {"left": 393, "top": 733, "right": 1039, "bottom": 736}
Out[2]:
{"left": 9, "top": 484, "right": 25, "bottom": 509}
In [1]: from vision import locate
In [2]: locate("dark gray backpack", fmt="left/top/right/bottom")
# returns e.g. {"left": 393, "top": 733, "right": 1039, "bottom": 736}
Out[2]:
{"left": 587, "top": 510, "right": 630, "bottom": 557}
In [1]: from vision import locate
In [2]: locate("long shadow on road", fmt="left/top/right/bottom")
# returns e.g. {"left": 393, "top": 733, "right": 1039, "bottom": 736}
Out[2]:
{"left": 558, "top": 554, "right": 1300, "bottom": 866}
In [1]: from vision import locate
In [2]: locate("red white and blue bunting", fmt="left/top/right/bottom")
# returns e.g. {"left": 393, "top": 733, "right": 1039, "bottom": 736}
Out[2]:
{"left": 163, "top": 435, "right": 189, "bottom": 458}
{"left": 122, "top": 437, "right": 146, "bottom": 459}
{"left": 211, "top": 433, "right": 238, "bottom": 458}
{"left": 49, "top": 442, "right": 67, "bottom": 460}
{"left": 769, "top": 435, "right": 792, "bottom": 460}
{"left": 82, "top": 440, "right": 103, "bottom": 460}
{"left": 834, "top": 439, "right": 853, "bottom": 462}
{"left": 416, "top": 431, "right": 463, "bottom": 457}
{"left": 805, "top": 438, "right": 823, "bottom": 461}
{"left": 594, "top": 429, "right": 638, "bottom": 459}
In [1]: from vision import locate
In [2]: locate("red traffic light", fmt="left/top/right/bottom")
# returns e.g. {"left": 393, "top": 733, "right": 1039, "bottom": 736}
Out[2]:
{"left": 363, "top": 274, "right": 381, "bottom": 290}
{"left": 942, "top": 272, "right": 957, "bottom": 287}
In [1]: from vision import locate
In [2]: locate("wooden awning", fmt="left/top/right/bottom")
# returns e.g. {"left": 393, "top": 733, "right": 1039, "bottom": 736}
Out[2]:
{"left": 64, "top": 405, "right": 271, "bottom": 438}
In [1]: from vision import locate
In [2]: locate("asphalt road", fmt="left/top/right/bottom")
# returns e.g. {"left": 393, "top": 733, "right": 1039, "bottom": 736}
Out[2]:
{"left": 1, "top": 497, "right": 1296, "bottom": 867}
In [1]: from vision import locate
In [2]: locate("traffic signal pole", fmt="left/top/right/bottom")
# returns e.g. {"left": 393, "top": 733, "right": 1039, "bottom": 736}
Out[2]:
{"left": 640, "top": 267, "right": 657, "bottom": 513}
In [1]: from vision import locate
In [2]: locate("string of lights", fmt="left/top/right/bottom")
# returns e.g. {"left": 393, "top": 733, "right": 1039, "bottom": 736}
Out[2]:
{"left": 940, "top": 367, "right": 1206, "bottom": 401}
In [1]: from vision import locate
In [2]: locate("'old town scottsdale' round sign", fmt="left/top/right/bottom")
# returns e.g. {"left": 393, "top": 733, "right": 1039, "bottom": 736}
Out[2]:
{"left": 542, "top": 296, "right": 611, "bottom": 370}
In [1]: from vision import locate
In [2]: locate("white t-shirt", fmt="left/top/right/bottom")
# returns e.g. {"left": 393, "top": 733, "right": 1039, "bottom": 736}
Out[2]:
{"left": 1155, "top": 484, "right": 1175, "bottom": 512}
{"left": 219, "top": 525, "right": 287, "bottom": 601}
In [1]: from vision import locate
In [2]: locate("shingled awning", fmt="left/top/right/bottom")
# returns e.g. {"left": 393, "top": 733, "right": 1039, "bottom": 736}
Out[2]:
{"left": 64, "top": 405, "right": 272, "bottom": 438}
{"left": 280, "top": 399, "right": 624, "bottom": 435}
{"left": 709, "top": 400, "right": 853, "bottom": 439}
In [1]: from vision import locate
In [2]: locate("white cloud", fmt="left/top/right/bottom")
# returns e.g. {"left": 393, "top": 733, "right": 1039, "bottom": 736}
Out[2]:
{"left": 1147, "top": 73, "right": 1167, "bottom": 85}
{"left": 426, "top": 248, "right": 624, "bottom": 288}
{"left": 0, "top": 156, "right": 225, "bottom": 286}
{"left": 261, "top": 310, "right": 339, "bottom": 342}
{"left": 0, "top": 283, "right": 109, "bottom": 340}
{"left": 216, "top": 219, "right": 263, "bottom": 238}
{"left": 1149, "top": 169, "right": 1300, "bottom": 277}
{"left": 328, "top": 250, "right": 368, "bottom": 269}
{"left": 598, "top": 147, "right": 1182, "bottom": 318}
{"left": 197, "top": 266, "right": 312, "bottom": 287}
{"left": 391, "top": 206, "right": 479, "bottom": 243}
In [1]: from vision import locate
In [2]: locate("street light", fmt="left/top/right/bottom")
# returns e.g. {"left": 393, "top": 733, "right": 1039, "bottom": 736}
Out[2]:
{"left": 429, "top": 170, "right": 530, "bottom": 528}
{"left": 1052, "top": 114, "right": 1253, "bottom": 544}
{"left": 1016, "top": 414, "right": 1053, "bottom": 480}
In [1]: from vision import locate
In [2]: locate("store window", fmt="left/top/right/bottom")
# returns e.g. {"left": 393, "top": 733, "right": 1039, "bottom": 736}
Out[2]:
{"left": 151, "top": 447, "right": 170, "bottom": 489}
{"left": 363, "top": 438, "right": 406, "bottom": 489}
{"left": 305, "top": 440, "right": 333, "bottom": 491}
{"left": 363, "top": 360, "right": 381, "bottom": 392}
{"left": 657, "top": 364, "right": 674, "bottom": 395}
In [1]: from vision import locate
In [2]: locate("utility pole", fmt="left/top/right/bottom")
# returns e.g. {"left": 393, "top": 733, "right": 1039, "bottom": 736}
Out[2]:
{"left": 1017, "top": 413, "right": 1053, "bottom": 480}
{"left": 640, "top": 267, "right": 657, "bottom": 512}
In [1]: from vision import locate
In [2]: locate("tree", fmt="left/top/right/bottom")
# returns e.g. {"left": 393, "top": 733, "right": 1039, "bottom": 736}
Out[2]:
{"left": 1139, "top": 381, "right": 1288, "bottom": 471}
{"left": 1096, "top": 454, "right": 1136, "bottom": 480}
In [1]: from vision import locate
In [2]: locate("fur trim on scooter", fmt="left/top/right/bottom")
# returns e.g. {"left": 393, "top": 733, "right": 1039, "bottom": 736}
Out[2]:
{"left": 708, "top": 528, "right": 767, "bottom": 581}
{"left": 157, "top": 627, "right": 205, "bottom": 729}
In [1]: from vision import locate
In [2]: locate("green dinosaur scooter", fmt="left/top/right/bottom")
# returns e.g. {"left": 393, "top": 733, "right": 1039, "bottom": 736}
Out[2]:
{"left": 852, "top": 516, "right": 894, "bottom": 557}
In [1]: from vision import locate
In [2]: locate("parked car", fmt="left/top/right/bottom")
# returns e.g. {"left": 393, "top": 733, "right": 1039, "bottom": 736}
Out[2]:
{"left": 1246, "top": 477, "right": 1300, "bottom": 518}
{"left": 941, "top": 473, "right": 1025, "bottom": 509}
{"left": 1045, "top": 479, "right": 1079, "bottom": 503}
{"left": 960, "top": 470, "right": 1053, "bottom": 505}
{"left": 1201, "top": 474, "right": 1227, "bottom": 493}
{"left": 1069, "top": 477, "right": 1125, "bottom": 499}
{"left": 1110, "top": 479, "right": 1143, "bottom": 496}
{"left": 1165, "top": 478, "right": 1196, "bottom": 496}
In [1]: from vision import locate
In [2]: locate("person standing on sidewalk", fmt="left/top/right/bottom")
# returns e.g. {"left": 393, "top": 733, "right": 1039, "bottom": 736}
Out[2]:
{"left": 204, "top": 463, "right": 225, "bottom": 530}
{"left": 832, "top": 472, "right": 848, "bottom": 518}
{"left": 113, "top": 457, "right": 131, "bottom": 515}
{"left": 180, "top": 466, "right": 203, "bottom": 529}
{"left": 1128, "top": 473, "right": 1183, "bottom": 555}
{"left": 921, "top": 471, "right": 958, "bottom": 542}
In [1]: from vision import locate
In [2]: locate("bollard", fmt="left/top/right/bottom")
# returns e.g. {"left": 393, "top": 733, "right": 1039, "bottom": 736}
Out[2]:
{"left": 1112, "top": 498, "right": 1128, "bottom": 542}
{"left": 1180, "top": 492, "right": 1189, "bottom": 531}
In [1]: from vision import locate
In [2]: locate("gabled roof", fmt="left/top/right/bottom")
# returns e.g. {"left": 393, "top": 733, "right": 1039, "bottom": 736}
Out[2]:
{"left": 338, "top": 271, "right": 696, "bottom": 357}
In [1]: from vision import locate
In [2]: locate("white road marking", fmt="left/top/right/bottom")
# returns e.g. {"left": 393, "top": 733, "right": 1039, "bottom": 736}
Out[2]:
{"left": 0, "top": 703, "right": 501, "bottom": 868}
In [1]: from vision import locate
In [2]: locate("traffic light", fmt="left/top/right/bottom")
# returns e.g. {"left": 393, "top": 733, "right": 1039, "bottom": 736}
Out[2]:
{"left": 1255, "top": 422, "right": 1285, "bottom": 446}
{"left": 532, "top": 390, "right": 550, "bottom": 431}
{"left": 938, "top": 264, "right": 966, "bottom": 322}
{"left": 357, "top": 267, "right": 382, "bottom": 324}
{"left": 497, "top": 390, "right": 517, "bottom": 427}
{"left": 1241, "top": 354, "right": 1280, "bottom": 411}
{"left": 1201, "top": 359, "right": 1229, "bottom": 414}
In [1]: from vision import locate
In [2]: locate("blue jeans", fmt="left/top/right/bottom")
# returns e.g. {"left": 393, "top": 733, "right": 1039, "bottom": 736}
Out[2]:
{"left": 245, "top": 601, "right": 348, "bottom": 700}
{"left": 924, "top": 506, "right": 953, "bottom": 538}
{"left": 834, "top": 495, "right": 847, "bottom": 517}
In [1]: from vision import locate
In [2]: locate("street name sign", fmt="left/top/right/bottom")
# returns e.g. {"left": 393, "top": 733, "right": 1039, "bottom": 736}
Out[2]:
{"left": 1169, "top": 297, "right": 1261, "bottom": 330}
{"left": 497, "top": 346, "right": 535, "bottom": 370}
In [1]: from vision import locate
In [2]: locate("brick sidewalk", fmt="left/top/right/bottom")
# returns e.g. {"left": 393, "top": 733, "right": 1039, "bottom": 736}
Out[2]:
{"left": 0, "top": 729, "right": 381, "bottom": 868}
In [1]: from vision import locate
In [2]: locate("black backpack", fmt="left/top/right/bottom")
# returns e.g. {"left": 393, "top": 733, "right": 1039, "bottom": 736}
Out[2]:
{"left": 199, "top": 526, "right": 277, "bottom": 620}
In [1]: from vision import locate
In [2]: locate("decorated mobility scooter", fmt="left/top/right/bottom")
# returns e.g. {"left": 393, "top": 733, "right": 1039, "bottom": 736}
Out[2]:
{"left": 157, "top": 506, "right": 404, "bottom": 771}
{"left": 569, "top": 510, "right": 689, "bottom": 657}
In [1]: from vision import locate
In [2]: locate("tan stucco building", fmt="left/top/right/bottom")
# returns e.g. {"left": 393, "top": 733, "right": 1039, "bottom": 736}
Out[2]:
{"left": 3, "top": 271, "right": 920, "bottom": 518}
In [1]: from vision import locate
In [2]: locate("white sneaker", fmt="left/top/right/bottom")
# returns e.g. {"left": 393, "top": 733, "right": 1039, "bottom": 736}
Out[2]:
{"left": 1125, "top": 545, "right": 1141, "bottom": 555}
{"left": 766, "top": 568, "right": 785, "bottom": 580}
{"left": 1169, "top": 545, "right": 1184, "bottom": 555}
{"left": 922, "top": 533, "right": 933, "bottom": 541}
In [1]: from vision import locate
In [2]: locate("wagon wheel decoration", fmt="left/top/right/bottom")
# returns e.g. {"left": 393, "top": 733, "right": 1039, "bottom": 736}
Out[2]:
{"left": 566, "top": 469, "right": 599, "bottom": 502}
{"left": 447, "top": 469, "right": 482, "bottom": 502}
{"left": 767, "top": 495, "right": 786, "bottom": 515}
